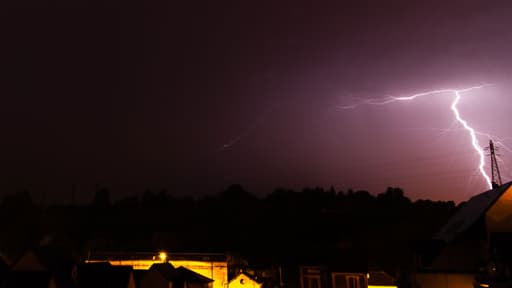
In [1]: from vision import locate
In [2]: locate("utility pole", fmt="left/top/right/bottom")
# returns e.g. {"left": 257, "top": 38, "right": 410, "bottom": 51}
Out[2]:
{"left": 486, "top": 140, "right": 502, "bottom": 188}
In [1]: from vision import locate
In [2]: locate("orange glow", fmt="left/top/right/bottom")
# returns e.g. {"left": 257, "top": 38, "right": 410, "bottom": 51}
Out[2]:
{"left": 86, "top": 259, "right": 155, "bottom": 270}
{"left": 479, "top": 284, "right": 490, "bottom": 288}
{"left": 86, "top": 257, "right": 228, "bottom": 288}
{"left": 159, "top": 252, "right": 167, "bottom": 262}
{"left": 487, "top": 185, "right": 512, "bottom": 232}
{"left": 414, "top": 272, "right": 474, "bottom": 288}
{"left": 368, "top": 286, "right": 397, "bottom": 288}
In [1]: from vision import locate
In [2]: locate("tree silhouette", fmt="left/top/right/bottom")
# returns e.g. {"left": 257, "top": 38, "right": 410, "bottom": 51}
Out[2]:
{"left": 0, "top": 184, "right": 458, "bottom": 275}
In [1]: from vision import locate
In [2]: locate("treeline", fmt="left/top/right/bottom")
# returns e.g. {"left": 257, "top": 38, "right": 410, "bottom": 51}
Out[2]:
{"left": 0, "top": 185, "right": 456, "bottom": 273}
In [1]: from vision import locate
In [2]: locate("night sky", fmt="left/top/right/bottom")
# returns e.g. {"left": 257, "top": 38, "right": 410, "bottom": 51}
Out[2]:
{"left": 3, "top": 0, "right": 512, "bottom": 203}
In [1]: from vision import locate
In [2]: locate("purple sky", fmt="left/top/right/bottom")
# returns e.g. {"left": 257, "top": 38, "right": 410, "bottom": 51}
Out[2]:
{"left": 3, "top": 0, "right": 512, "bottom": 203}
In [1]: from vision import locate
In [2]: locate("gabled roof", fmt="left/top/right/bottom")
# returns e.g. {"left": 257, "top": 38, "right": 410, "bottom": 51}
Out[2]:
{"left": 9, "top": 248, "right": 79, "bottom": 288}
{"left": 12, "top": 250, "right": 47, "bottom": 271}
{"left": 148, "top": 262, "right": 176, "bottom": 282}
{"left": 174, "top": 266, "right": 214, "bottom": 283}
{"left": 434, "top": 182, "right": 512, "bottom": 242}
{"left": 229, "top": 272, "right": 263, "bottom": 285}
{"left": 147, "top": 263, "right": 213, "bottom": 284}
{"left": 13, "top": 247, "right": 76, "bottom": 273}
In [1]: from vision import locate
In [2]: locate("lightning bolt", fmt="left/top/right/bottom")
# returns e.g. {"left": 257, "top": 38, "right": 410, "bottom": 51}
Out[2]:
{"left": 338, "top": 85, "right": 493, "bottom": 190}
{"left": 451, "top": 89, "right": 492, "bottom": 189}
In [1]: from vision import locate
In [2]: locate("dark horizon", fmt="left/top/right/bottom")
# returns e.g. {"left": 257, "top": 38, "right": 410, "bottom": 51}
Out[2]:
{"left": 0, "top": 182, "right": 459, "bottom": 271}
{"left": 2, "top": 180, "right": 506, "bottom": 206}
{"left": 1, "top": 182, "right": 467, "bottom": 206}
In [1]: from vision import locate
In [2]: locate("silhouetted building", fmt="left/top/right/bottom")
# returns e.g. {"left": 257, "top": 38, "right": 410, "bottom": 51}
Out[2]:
{"left": 87, "top": 251, "right": 226, "bottom": 288}
{"left": 4, "top": 248, "right": 76, "bottom": 288}
{"left": 174, "top": 266, "right": 215, "bottom": 288}
{"left": 299, "top": 266, "right": 397, "bottom": 288}
{"left": 413, "top": 181, "right": 512, "bottom": 288}
{"left": 140, "top": 262, "right": 213, "bottom": 288}
{"left": 140, "top": 262, "right": 176, "bottom": 288}
{"left": 300, "top": 266, "right": 329, "bottom": 288}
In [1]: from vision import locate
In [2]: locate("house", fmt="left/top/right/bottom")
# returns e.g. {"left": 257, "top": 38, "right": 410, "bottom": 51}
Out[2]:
{"left": 12, "top": 249, "right": 50, "bottom": 271}
{"left": 87, "top": 251, "right": 228, "bottom": 288}
{"left": 140, "top": 262, "right": 213, "bottom": 288}
{"left": 172, "top": 266, "right": 214, "bottom": 288}
{"left": 3, "top": 248, "right": 76, "bottom": 288}
{"left": 412, "top": 181, "right": 512, "bottom": 288}
{"left": 300, "top": 265, "right": 373, "bottom": 288}
{"left": 140, "top": 262, "right": 176, "bottom": 288}
{"left": 300, "top": 266, "right": 329, "bottom": 288}
{"left": 5, "top": 250, "right": 56, "bottom": 287}
{"left": 229, "top": 271, "right": 263, "bottom": 288}
{"left": 330, "top": 270, "right": 367, "bottom": 288}
{"left": 299, "top": 265, "right": 397, "bottom": 288}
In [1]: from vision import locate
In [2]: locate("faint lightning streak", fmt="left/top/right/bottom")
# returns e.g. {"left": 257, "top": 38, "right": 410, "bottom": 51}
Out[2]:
{"left": 217, "top": 103, "right": 281, "bottom": 152}
{"left": 338, "top": 85, "right": 494, "bottom": 189}
{"left": 218, "top": 136, "right": 242, "bottom": 151}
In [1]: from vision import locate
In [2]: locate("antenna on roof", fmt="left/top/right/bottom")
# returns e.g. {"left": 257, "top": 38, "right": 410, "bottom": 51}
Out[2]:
{"left": 485, "top": 140, "right": 502, "bottom": 188}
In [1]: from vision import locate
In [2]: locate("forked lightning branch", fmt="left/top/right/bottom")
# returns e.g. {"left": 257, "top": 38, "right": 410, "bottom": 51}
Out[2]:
{"left": 338, "top": 85, "right": 493, "bottom": 189}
